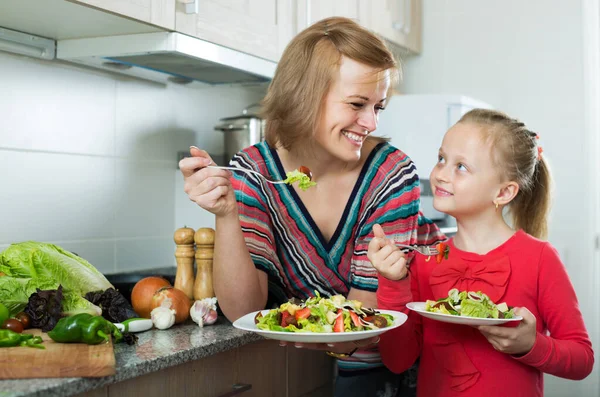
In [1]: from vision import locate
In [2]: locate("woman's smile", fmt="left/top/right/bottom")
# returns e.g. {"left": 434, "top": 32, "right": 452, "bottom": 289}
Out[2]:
{"left": 341, "top": 129, "right": 367, "bottom": 146}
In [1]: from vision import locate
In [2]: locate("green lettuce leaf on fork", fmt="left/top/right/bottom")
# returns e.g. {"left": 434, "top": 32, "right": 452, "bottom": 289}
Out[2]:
{"left": 283, "top": 169, "right": 316, "bottom": 191}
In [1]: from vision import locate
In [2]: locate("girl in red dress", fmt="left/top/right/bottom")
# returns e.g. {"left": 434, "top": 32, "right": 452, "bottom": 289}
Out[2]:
{"left": 368, "top": 109, "right": 594, "bottom": 396}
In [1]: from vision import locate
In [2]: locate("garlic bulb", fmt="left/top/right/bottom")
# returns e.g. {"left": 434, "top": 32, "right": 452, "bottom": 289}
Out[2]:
{"left": 151, "top": 297, "right": 176, "bottom": 330}
{"left": 190, "top": 297, "right": 218, "bottom": 327}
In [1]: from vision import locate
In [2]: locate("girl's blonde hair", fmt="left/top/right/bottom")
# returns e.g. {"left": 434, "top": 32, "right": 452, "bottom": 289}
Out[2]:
{"left": 458, "top": 109, "right": 552, "bottom": 239}
{"left": 260, "top": 17, "right": 399, "bottom": 151}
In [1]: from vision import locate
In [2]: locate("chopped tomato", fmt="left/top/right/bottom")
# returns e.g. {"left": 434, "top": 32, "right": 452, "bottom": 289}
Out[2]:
{"left": 333, "top": 310, "right": 345, "bottom": 333}
{"left": 435, "top": 242, "right": 448, "bottom": 264}
{"left": 295, "top": 307, "right": 311, "bottom": 321}
{"left": 281, "top": 311, "right": 296, "bottom": 327}
{"left": 349, "top": 311, "right": 361, "bottom": 328}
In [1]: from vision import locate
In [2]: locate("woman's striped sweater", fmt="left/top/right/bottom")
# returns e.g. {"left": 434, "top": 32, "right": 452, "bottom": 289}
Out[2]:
{"left": 230, "top": 141, "right": 444, "bottom": 371}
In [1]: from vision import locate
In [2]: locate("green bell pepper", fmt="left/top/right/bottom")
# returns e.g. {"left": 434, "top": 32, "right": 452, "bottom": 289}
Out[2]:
{"left": 0, "top": 330, "right": 45, "bottom": 349}
{"left": 48, "top": 313, "right": 123, "bottom": 345}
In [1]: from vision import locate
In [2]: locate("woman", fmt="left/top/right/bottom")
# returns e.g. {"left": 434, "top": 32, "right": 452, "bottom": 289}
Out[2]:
{"left": 179, "top": 17, "right": 444, "bottom": 397}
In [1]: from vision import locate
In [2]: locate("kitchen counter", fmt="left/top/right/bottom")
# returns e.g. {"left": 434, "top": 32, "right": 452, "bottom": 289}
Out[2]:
{"left": 1, "top": 318, "right": 263, "bottom": 397}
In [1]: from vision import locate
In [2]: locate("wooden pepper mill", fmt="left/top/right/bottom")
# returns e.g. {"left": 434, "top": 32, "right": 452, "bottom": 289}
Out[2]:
{"left": 194, "top": 227, "right": 215, "bottom": 300}
{"left": 174, "top": 226, "right": 196, "bottom": 300}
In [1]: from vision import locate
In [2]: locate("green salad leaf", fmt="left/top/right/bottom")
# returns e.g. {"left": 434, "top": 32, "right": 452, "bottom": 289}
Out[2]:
{"left": 283, "top": 170, "right": 316, "bottom": 191}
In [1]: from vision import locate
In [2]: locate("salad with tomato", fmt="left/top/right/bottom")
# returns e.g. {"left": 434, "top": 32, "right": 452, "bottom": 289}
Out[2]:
{"left": 254, "top": 293, "right": 393, "bottom": 333}
{"left": 426, "top": 242, "right": 451, "bottom": 264}
{"left": 425, "top": 289, "right": 515, "bottom": 319}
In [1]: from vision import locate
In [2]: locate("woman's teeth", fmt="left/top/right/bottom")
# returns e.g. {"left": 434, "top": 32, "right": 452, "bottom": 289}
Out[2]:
{"left": 342, "top": 130, "right": 363, "bottom": 142}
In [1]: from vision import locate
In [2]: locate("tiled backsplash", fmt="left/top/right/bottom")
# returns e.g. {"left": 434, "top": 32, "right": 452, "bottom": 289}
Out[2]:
{"left": 0, "top": 51, "right": 266, "bottom": 274}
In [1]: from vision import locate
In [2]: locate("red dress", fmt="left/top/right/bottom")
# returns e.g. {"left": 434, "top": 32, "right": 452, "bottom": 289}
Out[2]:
{"left": 377, "top": 230, "right": 594, "bottom": 397}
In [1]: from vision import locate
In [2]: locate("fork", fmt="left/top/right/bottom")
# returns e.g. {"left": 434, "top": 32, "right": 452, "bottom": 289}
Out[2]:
{"left": 356, "top": 239, "right": 439, "bottom": 256}
{"left": 207, "top": 165, "right": 287, "bottom": 185}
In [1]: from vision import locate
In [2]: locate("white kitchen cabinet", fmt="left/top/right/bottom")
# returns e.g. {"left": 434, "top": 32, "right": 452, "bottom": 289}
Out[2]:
{"left": 293, "top": 0, "right": 422, "bottom": 55}
{"left": 358, "top": 0, "right": 422, "bottom": 54}
{"left": 68, "top": 0, "right": 176, "bottom": 30}
{"left": 175, "top": 0, "right": 295, "bottom": 62}
{"left": 295, "top": 0, "right": 360, "bottom": 32}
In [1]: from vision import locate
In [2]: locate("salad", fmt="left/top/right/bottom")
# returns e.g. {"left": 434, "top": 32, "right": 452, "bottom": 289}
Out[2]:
{"left": 282, "top": 166, "right": 316, "bottom": 191}
{"left": 254, "top": 293, "right": 393, "bottom": 333}
{"left": 425, "top": 289, "right": 515, "bottom": 319}
{"left": 425, "top": 242, "right": 450, "bottom": 264}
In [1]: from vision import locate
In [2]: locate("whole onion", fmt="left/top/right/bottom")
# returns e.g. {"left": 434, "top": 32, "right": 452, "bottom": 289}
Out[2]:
{"left": 151, "top": 286, "right": 192, "bottom": 324}
{"left": 131, "top": 277, "right": 172, "bottom": 318}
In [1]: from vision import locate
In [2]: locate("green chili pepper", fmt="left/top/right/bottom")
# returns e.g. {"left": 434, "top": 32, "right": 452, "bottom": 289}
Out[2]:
{"left": 20, "top": 336, "right": 45, "bottom": 349}
{"left": 48, "top": 313, "right": 123, "bottom": 345}
{"left": 0, "top": 330, "right": 44, "bottom": 349}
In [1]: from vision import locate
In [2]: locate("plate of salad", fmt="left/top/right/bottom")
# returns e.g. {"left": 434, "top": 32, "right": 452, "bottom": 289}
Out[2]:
{"left": 407, "top": 289, "right": 522, "bottom": 326}
{"left": 233, "top": 293, "right": 407, "bottom": 343}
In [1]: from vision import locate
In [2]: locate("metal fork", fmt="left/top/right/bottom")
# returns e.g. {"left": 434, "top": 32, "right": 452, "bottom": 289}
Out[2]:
{"left": 207, "top": 165, "right": 287, "bottom": 185}
{"left": 356, "top": 239, "right": 439, "bottom": 256}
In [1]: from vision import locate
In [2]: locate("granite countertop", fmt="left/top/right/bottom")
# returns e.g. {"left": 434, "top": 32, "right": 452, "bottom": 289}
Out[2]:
{"left": 1, "top": 318, "right": 263, "bottom": 397}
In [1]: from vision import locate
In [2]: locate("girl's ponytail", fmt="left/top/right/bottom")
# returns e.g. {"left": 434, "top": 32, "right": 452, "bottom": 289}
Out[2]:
{"left": 510, "top": 156, "right": 552, "bottom": 239}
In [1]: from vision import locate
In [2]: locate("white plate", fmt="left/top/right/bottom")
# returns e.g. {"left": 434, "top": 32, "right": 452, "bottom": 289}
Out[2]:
{"left": 406, "top": 302, "right": 522, "bottom": 326}
{"left": 232, "top": 309, "right": 407, "bottom": 343}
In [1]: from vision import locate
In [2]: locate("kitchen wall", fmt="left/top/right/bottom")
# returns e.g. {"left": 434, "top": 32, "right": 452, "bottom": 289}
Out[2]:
{"left": 399, "top": 0, "right": 599, "bottom": 395}
{"left": 0, "top": 50, "right": 265, "bottom": 275}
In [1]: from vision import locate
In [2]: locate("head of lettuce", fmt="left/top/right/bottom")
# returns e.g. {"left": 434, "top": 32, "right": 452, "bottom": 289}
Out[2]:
{"left": 0, "top": 241, "right": 113, "bottom": 317}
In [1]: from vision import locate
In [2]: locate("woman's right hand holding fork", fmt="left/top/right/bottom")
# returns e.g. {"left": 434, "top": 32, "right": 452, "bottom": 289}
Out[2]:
{"left": 367, "top": 224, "right": 409, "bottom": 281}
{"left": 179, "top": 146, "right": 237, "bottom": 217}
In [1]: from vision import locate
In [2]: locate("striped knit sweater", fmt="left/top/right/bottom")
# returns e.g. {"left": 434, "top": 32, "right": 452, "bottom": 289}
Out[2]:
{"left": 231, "top": 141, "right": 444, "bottom": 372}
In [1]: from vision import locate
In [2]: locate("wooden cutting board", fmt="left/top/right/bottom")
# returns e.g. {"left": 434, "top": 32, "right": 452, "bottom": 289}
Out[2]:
{"left": 0, "top": 329, "right": 115, "bottom": 379}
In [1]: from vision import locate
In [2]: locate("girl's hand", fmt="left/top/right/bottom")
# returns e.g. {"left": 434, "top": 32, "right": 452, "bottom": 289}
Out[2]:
{"left": 367, "top": 224, "right": 408, "bottom": 281}
{"left": 179, "top": 147, "right": 237, "bottom": 217}
{"left": 478, "top": 307, "right": 537, "bottom": 355}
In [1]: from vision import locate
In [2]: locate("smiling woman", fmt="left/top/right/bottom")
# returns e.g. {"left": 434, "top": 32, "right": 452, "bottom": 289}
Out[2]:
{"left": 179, "top": 16, "right": 445, "bottom": 397}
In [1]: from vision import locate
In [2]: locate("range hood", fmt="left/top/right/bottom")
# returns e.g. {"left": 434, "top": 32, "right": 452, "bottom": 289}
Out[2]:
{"left": 56, "top": 32, "right": 277, "bottom": 86}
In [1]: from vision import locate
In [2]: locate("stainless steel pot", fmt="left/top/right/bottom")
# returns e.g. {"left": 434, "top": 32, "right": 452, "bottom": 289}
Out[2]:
{"left": 214, "top": 103, "right": 265, "bottom": 163}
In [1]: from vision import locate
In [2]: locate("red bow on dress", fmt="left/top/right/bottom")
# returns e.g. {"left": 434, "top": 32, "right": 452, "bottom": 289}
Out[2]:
{"left": 427, "top": 254, "right": 512, "bottom": 391}
{"left": 429, "top": 254, "right": 511, "bottom": 302}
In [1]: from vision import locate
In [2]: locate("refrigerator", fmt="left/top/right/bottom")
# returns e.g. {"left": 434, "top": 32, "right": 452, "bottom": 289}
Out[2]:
{"left": 375, "top": 94, "right": 494, "bottom": 236}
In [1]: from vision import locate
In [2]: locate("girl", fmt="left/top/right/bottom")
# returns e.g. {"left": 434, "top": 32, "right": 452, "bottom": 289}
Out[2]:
{"left": 368, "top": 109, "right": 594, "bottom": 396}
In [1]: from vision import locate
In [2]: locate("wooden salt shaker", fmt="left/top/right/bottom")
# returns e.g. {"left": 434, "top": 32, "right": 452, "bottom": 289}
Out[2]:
{"left": 194, "top": 227, "right": 215, "bottom": 300}
{"left": 174, "top": 226, "right": 196, "bottom": 299}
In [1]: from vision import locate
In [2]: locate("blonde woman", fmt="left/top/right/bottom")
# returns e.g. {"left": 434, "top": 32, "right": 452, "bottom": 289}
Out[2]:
{"left": 180, "top": 17, "right": 444, "bottom": 396}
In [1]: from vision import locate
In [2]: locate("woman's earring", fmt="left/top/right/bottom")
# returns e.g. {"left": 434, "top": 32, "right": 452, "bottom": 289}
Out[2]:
{"left": 494, "top": 201, "right": 499, "bottom": 210}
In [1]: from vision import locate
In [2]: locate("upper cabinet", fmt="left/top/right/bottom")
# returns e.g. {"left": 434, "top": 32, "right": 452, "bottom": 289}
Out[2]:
{"left": 358, "top": 0, "right": 422, "bottom": 54}
{"left": 69, "top": 0, "right": 176, "bottom": 30}
{"left": 295, "top": 0, "right": 360, "bottom": 32}
{"left": 293, "top": 0, "right": 422, "bottom": 56}
{"left": 0, "top": 0, "right": 420, "bottom": 65}
{"left": 174, "top": 0, "right": 294, "bottom": 62}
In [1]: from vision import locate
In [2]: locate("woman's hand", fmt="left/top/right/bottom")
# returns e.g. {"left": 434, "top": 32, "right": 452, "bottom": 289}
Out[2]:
{"left": 367, "top": 224, "right": 408, "bottom": 281}
{"left": 179, "top": 146, "right": 237, "bottom": 217}
{"left": 279, "top": 337, "right": 380, "bottom": 356}
{"left": 478, "top": 307, "right": 537, "bottom": 355}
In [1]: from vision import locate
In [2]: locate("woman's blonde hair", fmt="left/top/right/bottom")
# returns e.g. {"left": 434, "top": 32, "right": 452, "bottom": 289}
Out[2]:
{"left": 458, "top": 109, "right": 553, "bottom": 239}
{"left": 260, "top": 17, "right": 399, "bottom": 151}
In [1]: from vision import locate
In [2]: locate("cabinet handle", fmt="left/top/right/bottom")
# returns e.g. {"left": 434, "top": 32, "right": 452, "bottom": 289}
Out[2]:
{"left": 217, "top": 383, "right": 252, "bottom": 397}
{"left": 178, "top": 0, "right": 198, "bottom": 14}
{"left": 392, "top": 0, "right": 412, "bottom": 34}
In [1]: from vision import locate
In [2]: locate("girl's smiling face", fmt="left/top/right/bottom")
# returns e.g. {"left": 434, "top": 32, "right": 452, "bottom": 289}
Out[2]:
{"left": 313, "top": 56, "right": 390, "bottom": 163}
{"left": 430, "top": 122, "right": 507, "bottom": 218}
